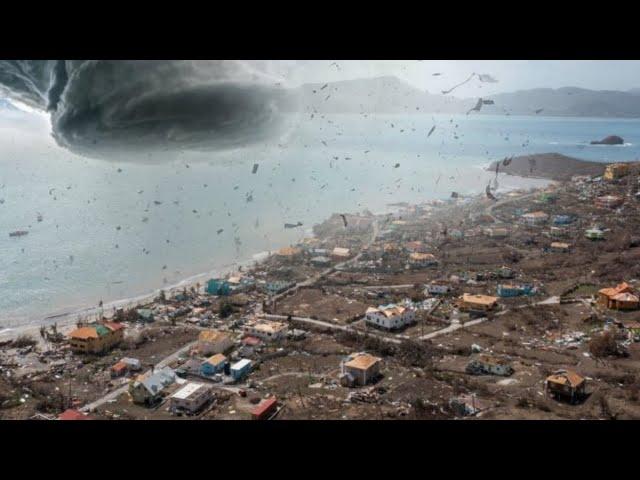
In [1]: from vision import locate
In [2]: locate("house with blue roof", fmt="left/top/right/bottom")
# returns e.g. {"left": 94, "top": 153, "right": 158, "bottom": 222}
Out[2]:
{"left": 129, "top": 367, "right": 177, "bottom": 405}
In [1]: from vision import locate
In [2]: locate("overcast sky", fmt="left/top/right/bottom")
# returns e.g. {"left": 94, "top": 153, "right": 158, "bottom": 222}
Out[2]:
{"left": 267, "top": 60, "right": 640, "bottom": 97}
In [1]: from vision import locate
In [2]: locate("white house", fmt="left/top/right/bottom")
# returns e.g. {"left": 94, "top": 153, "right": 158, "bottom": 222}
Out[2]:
{"left": 425, "top": 281, "right": 451, "bottom": 295}
{"left": 169, "top": 382, "right": 212, "bottom": 414}
{"left": 364, "top": 304, "right": 415, "bottom": 330}
{"left": 520, "top": 211, "right": 549, "bottom": 226}
{"left": 243, "top": 320, "right": 288, "bottom": 341}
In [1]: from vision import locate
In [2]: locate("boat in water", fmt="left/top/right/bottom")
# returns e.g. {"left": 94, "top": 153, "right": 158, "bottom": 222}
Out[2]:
{"left": 9, "top": 230, "right": 29, "bottom": 237}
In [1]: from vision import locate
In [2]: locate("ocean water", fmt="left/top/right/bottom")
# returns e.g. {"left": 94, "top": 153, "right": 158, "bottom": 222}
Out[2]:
{"left": 1, "top": 109, "right": 640, "bottom": 326}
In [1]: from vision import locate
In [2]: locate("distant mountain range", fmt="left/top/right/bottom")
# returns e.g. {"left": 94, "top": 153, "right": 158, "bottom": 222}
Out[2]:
{"left": 285, "top": 76, "right": 640, "bottom": 118}
{"left": 5, "top": 76, "right": 640, "bottom": 118}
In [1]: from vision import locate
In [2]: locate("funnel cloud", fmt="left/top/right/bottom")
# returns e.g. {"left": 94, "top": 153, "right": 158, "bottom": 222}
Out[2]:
{"left": 0, "top": 60, "right": 294, "bottom": 161}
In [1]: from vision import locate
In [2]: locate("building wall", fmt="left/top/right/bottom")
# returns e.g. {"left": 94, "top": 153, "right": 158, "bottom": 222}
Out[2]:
{"left": 244, "top": 326, "right": 286, "bottom": 341}
{"left": 170, "top": 388, "right": 211, "bottom": 413}
{"left": 365, "top": 310, "right": 414, "bottom": 330}
{"left": 201, "top": 361, "right": 226, "bottom": 376}
{"left": 70, "top": 329, "right": 123, "bottom": 354}
{"left": 344, "top": 363, "right": 380, "bottom": 386}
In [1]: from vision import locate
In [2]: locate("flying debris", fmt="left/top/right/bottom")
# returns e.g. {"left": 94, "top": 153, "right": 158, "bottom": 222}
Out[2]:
{"left": 435, "top": 174, "right": 442, "bottom": 185}
{"left": 502, "top": 156, "right": 513, "bottom": 166}
{"left": 252, "top": 163, "right": 259, "bottom": 174}
{"left": 320, "top": 83, "right": 328, "bottom": 90}
{"left": 451, "top": 192, "right": 459, "bottom": 198}
{"left": 153, "top": 200, "right": 162, "bottom": 205}
{"left": 535, "top": 108, "right": 544, "bottom": 114}
{"left": 321, "top": 140, "right": 327, "bottom": 147}
{"left": 394, "top": 163, "right": 400, "bottom": 168}
{"left": 482, "top": 99, "right": 494, "bottom": 105}
{"left": 432, "top": 73, "right": 442, "bottom": 76}
{"left": 217, "top": 229, "right": 223, "bottom": 234}
{"left": 427, "top": 125, "right": 436, "bottom": 137}
{"left": 466, "top": 98, "right": 483, "bottom": 115}
{"left": 485, "top": 183, "right": 497, "bottom": 201}
{"left": 245, "top": 192, "right": 253, "bottom": 203}
{"left": 284, "top": 222, "right": 303, "bottom": 229}
{"left": 37, "top": 213, "right": 43, "bottom": 222}
{"left": 442, "top": 73, "right": 475, "bottom": 95}
{"left": 477, "top": 74, "right": 498, "bottom": 83}
{"left": 340, "top": 214, "right": 348, "bottom": 228}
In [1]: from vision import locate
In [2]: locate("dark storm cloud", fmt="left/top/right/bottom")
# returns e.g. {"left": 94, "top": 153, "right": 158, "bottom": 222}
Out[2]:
{"left": 0, "top": 60, "right": 295, "bottom": 161}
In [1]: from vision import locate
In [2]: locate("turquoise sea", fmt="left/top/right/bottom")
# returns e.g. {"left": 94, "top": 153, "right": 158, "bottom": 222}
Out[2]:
{"left": 1, "top": 108, "right": 639, "bottom": 326}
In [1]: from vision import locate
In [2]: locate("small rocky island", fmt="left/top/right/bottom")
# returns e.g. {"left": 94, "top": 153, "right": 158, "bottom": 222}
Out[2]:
{"left": 590, "top": 135, "right": 624, "bottom": 145}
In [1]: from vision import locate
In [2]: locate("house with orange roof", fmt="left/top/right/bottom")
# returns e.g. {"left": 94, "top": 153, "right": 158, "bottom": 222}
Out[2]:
{"left": 458, "top": 293, "right": 498, "bottom": 313}
{"left": 598, "top": 282, "right": 639, "bottom": 310}
{"left": 340, "top": 352, "right": 382, "bottom": 387}
{"left": 545, "top": 369, "right": 586, "bottom": 403}
{"left": 68, "top": 322, "right": 125, "bottom": 354}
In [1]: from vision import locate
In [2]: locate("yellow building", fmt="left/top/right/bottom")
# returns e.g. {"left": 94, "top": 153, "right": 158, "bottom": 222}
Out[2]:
{"left": 68, "top": 322, "right": 125, "bottom": 354}
{"left": 604, "top": 163, "right": 630, "bottom": 180}
{"left": 459, "top": 293, "right": 498, "bottom": 312}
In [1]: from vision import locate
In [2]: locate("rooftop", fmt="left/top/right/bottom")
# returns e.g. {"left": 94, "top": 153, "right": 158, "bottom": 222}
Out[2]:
{"left": 249, "top": 321, "right": 287, "bottom": 334}
{"left": 198, "top": 330, "right": 230, "bottom": 343}
{"left": 522, "top": 211, "right": 549, "bottom": 218}
{"left": 231, "top": 359, "right": 252, "bottom": 370}
{"left": 547, "top": 370, "right": 585, "bottom": 388}
{"left": 344, "top": 353, "right": 382, "bottom": 371}
{"left": 68, "top": 327, "right": 99, "bottom": 340}
{"left": 171, "top": 382, "right": 208, "bottom": 400}
{"left": 462, "top": 293, "right": 498, "bottom": 306}
{"left": 205, "top": 353, "right": 227, "bottom": 365}
{"left": 276, "top": 246, "right": 301, "bottom": 256}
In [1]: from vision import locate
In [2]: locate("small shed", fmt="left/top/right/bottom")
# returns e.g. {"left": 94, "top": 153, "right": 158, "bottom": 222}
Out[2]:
{"left": 251, "top": 397, "right": 278, "bottom": 420}
{"left": 230, "top": 359, "right": 252, "bottom": 381}
{"left": 546, "top": 370, "right": 586, "bottom": 403}
{"left": 341, "top": 353, "right": 382, "bottom": 386}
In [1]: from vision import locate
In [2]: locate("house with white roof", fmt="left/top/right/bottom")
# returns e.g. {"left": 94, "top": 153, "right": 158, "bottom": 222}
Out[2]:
{"left": 243, "top": 320, "right": 288, "bottom": 341}
{"left": 364, "top": 304, "right": 415, "bottom": 330}
{"left": 169, "top": 382, "right": 212, "bottom": 414}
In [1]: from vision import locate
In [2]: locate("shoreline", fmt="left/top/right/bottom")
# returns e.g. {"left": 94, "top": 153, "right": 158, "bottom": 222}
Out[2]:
{"left": 0, "top": 172, "right": 553, "bottom": 343}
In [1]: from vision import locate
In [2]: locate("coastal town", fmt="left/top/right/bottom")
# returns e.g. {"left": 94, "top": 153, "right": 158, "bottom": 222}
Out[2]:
{"left": 3, "top": 156, "right": 640, "bottom": 420}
